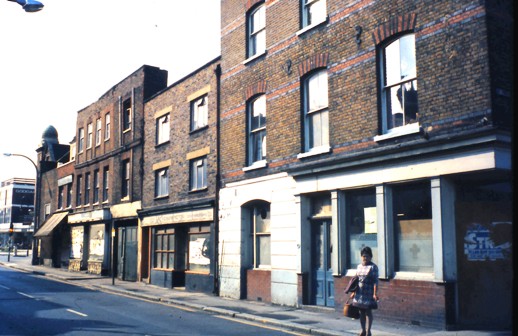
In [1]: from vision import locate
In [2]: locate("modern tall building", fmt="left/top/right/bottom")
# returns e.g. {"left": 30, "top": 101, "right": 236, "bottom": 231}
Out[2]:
{"left": 0, "top": 178, "right": 35, "bottom": 248}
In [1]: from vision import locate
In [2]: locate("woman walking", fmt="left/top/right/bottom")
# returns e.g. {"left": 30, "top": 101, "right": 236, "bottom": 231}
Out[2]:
{"left": 350, "top": 246, "right": 379, "bottom": 336}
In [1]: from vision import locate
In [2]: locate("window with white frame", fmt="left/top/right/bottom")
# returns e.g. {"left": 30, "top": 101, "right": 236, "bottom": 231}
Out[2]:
{"left": 58, "top": 185, "right": 64, "bottom": 209}
{"left": 76, "top": 175, "right": 82, "bottom": 206}
{"left": 102, "top": 167, "right": 109, "bottom": 202}
{"left": 84, "top": 172, "right": 91, "bottom": 205}
{"left": 380, "top": 33, "right": 418, "bottom": 133}
{"left": 156, "top": 113, "right": 170, "bottom": 144}
{"left": 93, "top": 169, "right": 99, "bottom": 204}
{"left": 123, "top": 99, "right": 132, "bottom": 131}
{"left": 248, "top": 202, "right": 271, "bottom": 268}
{"left": 392, "top": 181, "right": 432, "bottom": 273}
{"left": 345, "top": 188, "right": 378, "bottom": 269}
{"left": 190, "top": 157, "right": 207, "bottom": 191}
{"left": 155, "top": 167, "right": 169, "bottom": 197}
{"left": 303, "top": 69, "right": 329, "bottom": 152}
{"left": 86, "top": 123, "right": 93, "bottom": 149}
{"left": 121, "top": 160, "right": 130, "bottom": 199}
{"left": 66, "top": 183, "right": 72, "bottom": 208}
{"left": 95, "top": 119, "right": 102, "bottom": 146}
{"left": 105, "top": 113, "right": 111, "bottom": 140}
{"left": 247, "top": 3, "right": 266, "bottom": 58}
{"left": 191, "top": 96, "right": 208, "bottom": 131}
{"left": 78, "top": 128, "right": 85, "bottom": 153}
{"left": 301, "top": 0, "right": 327, "bottom": 28}
{"left": 248, "top": 94, "right": 266, "bottom": 165}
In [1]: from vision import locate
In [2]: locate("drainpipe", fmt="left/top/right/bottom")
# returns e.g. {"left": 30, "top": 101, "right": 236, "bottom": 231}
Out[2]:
{"left": 213, "top": 63, "right": 222, "bottom": 295}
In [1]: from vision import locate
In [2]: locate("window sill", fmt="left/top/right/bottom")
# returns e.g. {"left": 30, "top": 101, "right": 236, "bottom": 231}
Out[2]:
{"left": 189, "top": 187, "right": 208, "bottom": 194}
{"left": 373, "top": 123, "right": 420, "bottom": 142}
{"left": 154, "top": 195, "right": 169, "bottom": 200}
{"left": 123, "top": 129, "right": 131, "bottom": 134}
{"left": 252, "top": 266, "right": 272, "bottom": 271}
{"left": 297, "top": 145, "right": 331, "bottom": 159}
{"left": 242, "top": 160, "right": 267, "bottom": 172}
{"left": 189, "top": 125, "right": 208, "bottom": 135}
{"left": 120, "top": 196, "right": 130, "bottom": 202}
{"left": 296, "top": 17, "right": 328, "bottom": 36}
{"left": 393, "top": 271, "right": 434, "bottom": 282}
{"left": 242, "top": 51, "right": 266, "bottom": 65}
{"left": 155, "top": 140, "right": 170, "bottom": 148}
{"left": 185, "top": 270, "right": 210, "bottom": 275}
{"left": 104, "top": 138, "right": 110, "bottom": 142}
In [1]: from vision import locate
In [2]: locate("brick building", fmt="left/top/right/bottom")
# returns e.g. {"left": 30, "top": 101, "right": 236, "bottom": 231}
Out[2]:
{"left": 140, "top": 57, "right": 221, "bottom": 293}
{"left": 217, "top": 0, "right": 512, "bottom": 330}
{"left": 35, "top": 66, "right": 168, "bottom": 279}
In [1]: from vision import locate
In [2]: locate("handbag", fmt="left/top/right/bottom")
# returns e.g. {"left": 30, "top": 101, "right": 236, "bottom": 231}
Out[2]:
{"left": 344, "top": 275, "right": 359, "bottom": 293}
{"left": 343, "top": 298, "right": 360, "bottom": 319}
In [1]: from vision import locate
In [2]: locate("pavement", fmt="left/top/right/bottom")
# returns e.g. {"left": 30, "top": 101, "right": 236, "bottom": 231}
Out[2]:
{"left": 0, "top": 251, "right": 512, "bottom": 336}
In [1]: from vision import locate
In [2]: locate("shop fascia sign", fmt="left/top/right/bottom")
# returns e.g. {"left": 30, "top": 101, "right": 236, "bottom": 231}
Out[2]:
{"left": 68, "top": 209, "right": 111, "bottom": 224}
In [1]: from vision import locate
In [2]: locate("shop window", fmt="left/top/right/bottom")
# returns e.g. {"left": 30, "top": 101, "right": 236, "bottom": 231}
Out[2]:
{"left": 154, "top": 227, "right": 175, "bottom": 270}
{"left": 188, "top": 225, "right": 211, "bottom": 273}
{"left": 392, "top": 181, "right": 433, "bottom": 273}
{"left": 345, "top": 188, "right": 377, "bottom": 269}
{"left": 89, "top": 224, "right": 105, "bottom": 262}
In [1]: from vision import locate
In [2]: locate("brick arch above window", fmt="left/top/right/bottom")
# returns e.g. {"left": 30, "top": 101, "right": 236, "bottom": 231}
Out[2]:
{"left": 371, "top": 13, "right": 417, "bottom": 46}
{"left": 245, "top": 80, "right": 267, "bottom": 101}
{"left": 298, "top": 53, "right": 329, "bottom": 78}
{"left": 245, "top": 0, "right": 264, "bottom": 12}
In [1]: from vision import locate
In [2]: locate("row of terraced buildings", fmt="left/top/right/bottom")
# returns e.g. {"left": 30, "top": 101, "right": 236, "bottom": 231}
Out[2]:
{"left": 31, "top": 0, "right": 513, "bottom": 331}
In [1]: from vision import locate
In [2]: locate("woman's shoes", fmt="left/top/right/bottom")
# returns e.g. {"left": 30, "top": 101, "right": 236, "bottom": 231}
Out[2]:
{"left": 359, "top": 331, "right": 366, "bottom": 336}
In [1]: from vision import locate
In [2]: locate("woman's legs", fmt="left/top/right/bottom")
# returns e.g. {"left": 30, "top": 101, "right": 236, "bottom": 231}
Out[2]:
{"left": 365, "top": 308, "right": 373, "bottom": 335}
{"left": 359, "top": 308, "right": 374, "bottom": 335}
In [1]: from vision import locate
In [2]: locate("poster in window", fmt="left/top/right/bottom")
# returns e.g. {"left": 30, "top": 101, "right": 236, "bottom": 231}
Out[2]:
{"left": 189, "top": 236, "right": 210, "bottom": 266}
{"left": 70, "top": 226, "right": 83, "bottom": 259}
{"left": 89, "top": 224, "right": 105, "bottom": 261}
{"left": 364, "top": 207, "right": 377, "bottom": 233}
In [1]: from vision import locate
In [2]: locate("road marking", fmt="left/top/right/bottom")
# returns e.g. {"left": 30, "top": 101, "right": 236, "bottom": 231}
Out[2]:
{"left": 0, "top": 284, "right": 10, "bottom": 290}
{"left": 216, "top": 315, "right": 308, "bottom": 335}
{"left": 17, "top": 292, "right": 35, "bottom": 299}
{"left": 67, "top": 309, "right": 88, "bottom": 317}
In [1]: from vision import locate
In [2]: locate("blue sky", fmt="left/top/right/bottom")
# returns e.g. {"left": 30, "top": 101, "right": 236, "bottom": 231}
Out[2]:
{"left": 0, "top": 0, "right": 220, "bottom": 182}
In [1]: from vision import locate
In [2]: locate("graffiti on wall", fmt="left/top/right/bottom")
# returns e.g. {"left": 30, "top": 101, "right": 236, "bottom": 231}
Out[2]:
{"left": 464, "top": 222, "right": 512, "bottom": 261}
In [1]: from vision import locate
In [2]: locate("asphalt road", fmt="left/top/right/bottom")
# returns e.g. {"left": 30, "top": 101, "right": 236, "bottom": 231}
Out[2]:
{"left": 0, "top": 266, "right": 307, "bottom": 336}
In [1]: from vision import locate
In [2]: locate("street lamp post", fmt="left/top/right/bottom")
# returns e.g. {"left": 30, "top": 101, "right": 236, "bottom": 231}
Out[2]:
{"left": 6, "top": 0, "right": 44, "bottom": 12}
{"left": 3, "top": 153, "right": 40, "bottom": 265}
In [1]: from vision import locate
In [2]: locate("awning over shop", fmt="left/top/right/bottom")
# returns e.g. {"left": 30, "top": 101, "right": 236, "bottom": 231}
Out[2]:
{"left": 34, "top": 212, "right": 68, "bottom": 238}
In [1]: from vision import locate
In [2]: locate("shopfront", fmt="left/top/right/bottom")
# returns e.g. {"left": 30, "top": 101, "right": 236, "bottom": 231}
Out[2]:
{"left": 67, "top": 209, "right": 111, "bottom": 274}
{"left": 141, "top": 206, "right": 215, "bottom": 293}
